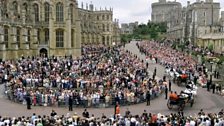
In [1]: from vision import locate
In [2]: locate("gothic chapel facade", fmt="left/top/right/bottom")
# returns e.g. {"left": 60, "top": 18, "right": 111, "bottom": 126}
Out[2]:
{"left": 0, "top": 0, "right": 120, "bottom": 60}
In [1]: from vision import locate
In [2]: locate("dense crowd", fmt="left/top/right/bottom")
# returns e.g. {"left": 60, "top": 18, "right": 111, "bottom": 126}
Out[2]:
{"left": 0, "top": 109, "right": 223, "bottom": 126}
{"left": 2, "top": 45, "right": 166, "bottom": 107}
{"left": 138, "top": 41, "right": 197, "bottom": 75}
{"left": 137, "top": 41, "right": 224, "bottom": 96}
{"left": 138, "top": 41, "right": 207, "bottom": 84}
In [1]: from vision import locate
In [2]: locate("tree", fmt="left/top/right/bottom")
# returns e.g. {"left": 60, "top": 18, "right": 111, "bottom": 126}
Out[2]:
{"left": 126, "top": 21, "right": 167, "bottom": 41}
{"left": 150, "top": 30, "right": 158, "bottom": 39}
{"left": 208, "top": 44, "right": 214, "bottom": 52}
{"left": 121, "top": 34, "right": 132, "bottom": 43}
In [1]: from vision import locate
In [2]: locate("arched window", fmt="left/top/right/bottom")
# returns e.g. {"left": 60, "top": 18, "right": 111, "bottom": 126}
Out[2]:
{"left": 13, "top": 1, "right": 18, "bottom": 12}
{"left": 37, "top": 29, "right": 40, "bottom": 42}
{"left": 27, "top": 29, "right": 31, "bottom": 43}
{"left": 23, "top": 3, "right": 28, "bottom": 11}
{"left": 44, "top": 29, "right": 49, "bottom": 44}
{"left": 56, "top": 2, "right": 64, "bottom": 22}
{"left": 69, "top": 4, "right": 74, "bottom": 23}
{"left": 107, "top": 24, "right": 110, "bottom": 32}
{"left": 23, "top": 3, "right": 28, "bottom": 21}
{"left": 107, "top": 15, "right": 109, "bottom": 20}
{"left": 44, "top": 2, "right": 50, "bottom": 22}
{"left": 102, "top": 15, "right": 105, "bottom": 20}
{"left": 2, "top": 0, "right": 8, "bottom": 18}
{"left": 107, "top": 36, "right": 110, "bottom": 45}
{"left": 33, "top": 4, "right": 39, "bottom": 22}
{"left": 56, "top": 29, "right": 64, "bottom": 47}
{"left": 16, "top": 27, "right": 20, "bottom": 48}
{"left": 102, "top": 24, "right": 105, "bottom": 32}
{"left": 71, "top": 29, "right": 74, "bottom": 47}
{"left": 4, "top": 27, "right": 9, "bottom": 48}
{"left": 102, "top": 36, "right": 105, "bottom": 45}
{"left": 97, "top": 16, "right": 99, "bottom": 20}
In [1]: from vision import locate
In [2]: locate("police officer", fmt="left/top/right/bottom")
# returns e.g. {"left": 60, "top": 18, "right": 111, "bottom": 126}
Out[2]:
{"left": 168, "top": 80, "right": 172, "bottom": 91}
{"left": 146, "top": 90, "right": 151, "bottom": 106}
{"left": 26, "top": 93, "right": 31, "bottom": 110}
{"left": 68, "top": 95, "right": 73, "bottom": 111}
{"left": 165, "top": 85, "right": 168, "bottom": 99}
{"left": 207, "top": 80, "right": 211, "bottom": 92}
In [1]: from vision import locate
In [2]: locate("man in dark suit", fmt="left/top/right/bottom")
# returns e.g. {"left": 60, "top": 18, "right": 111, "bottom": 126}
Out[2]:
{"left": 68, "top": 95, "right": 73, "bottom": 111}
{"left": 165, "top": 85, "right": 168, "bottom": 99}
{"left": 169, "top": 80, "right": 172, "bottom": 91}
{"left": 26, "top": 93, "right": 31, "bottom": 110}
{"left": 207, "top": 80, "right": 211, "bottom": 92}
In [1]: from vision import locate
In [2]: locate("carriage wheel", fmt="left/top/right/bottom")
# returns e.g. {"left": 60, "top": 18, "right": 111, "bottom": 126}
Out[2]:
{"left": 167, "top": 100, "right": 173, "bottom": 109}
{"left": 178, "top": 102, "right": 185, "bottom": 111}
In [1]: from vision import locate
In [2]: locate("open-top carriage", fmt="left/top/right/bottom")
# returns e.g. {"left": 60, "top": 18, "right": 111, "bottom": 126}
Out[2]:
{"left": 167, "top": 92, "right": 194, "bottom": 111}
{"left": 176, "top": 73, "right": 188, "bottom": 86}
{"left": 165, "top": 67, "right": 189, "bottom": 86}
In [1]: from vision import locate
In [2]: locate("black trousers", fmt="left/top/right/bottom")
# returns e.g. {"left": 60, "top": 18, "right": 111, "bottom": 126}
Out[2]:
{"left": 147, "top": 99, "right": 150, "bottom": 105}
{"left": 69, "top": 105, "right": 73, "bottom": 111}
{"left": 27, "top": 104, "right": 31, "bottom": 109}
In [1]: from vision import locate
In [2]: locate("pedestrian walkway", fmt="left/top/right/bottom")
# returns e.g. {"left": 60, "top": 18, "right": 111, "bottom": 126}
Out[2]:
{"left": 125, "top": 41, "right": 182, "bottom": 89}
{"left": 124, "top": 41, "right": 164, "bottom": 79}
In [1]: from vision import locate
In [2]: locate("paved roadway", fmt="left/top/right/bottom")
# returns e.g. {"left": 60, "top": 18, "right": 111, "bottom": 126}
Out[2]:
{"left": 0, "top": 41, "right": 223, "bottom": 118}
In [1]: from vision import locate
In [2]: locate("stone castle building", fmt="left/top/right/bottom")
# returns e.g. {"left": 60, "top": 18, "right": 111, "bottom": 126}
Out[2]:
{"left": 151, "top": 0, "right": 182, "bottom": 23}
{"left": 165, "top": 0, "right": 220, "bottom": 44}
{"left": 152, "top": 0, "right": 224, "bottom": 53}
{"left": 120, "top": 22, "right": 138, "bottom": 34}
{"left": 197, "top": 10, "right": 224, "bottom": 54}
{"left": 0, "top": 0, "right": 120, "bottom": 60}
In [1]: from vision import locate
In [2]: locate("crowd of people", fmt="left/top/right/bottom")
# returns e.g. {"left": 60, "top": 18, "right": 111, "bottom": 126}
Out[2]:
{"left": 0, "top": 109, "right": 223, "bottom": 126}
{"left": 137, "top": 41, "right": 224, "bottom": 96}
{"left": 137, "top": 41, "right": 197, "bottom": 75}
{"left": 0, "top": 41, "right": 223, "bottom": 126}
{"left": 2, "top": 45, "right": 166, "bottom": 108}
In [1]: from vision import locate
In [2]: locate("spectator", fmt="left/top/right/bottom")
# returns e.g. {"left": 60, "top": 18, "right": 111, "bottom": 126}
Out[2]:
{"left": 50, "top": 110, "right": 57, "bottom": 117}
{"left": 68, "top": 95, "right": 73, "bottom": 111}
{"left": 82, "top": 109, "right": 89, "bottom": 118}
{"left": 146, "top": 90, "right": 151, "bottom": 106}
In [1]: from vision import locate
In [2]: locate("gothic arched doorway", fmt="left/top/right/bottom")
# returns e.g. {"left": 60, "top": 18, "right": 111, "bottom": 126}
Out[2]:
{"left": 39, "top": 48, "right": 48, "bottom": 57}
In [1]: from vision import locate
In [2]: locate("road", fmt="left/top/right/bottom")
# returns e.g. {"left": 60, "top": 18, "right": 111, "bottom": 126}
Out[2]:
{"left": 0, "top": 41, "right": 223, "bottom": 118}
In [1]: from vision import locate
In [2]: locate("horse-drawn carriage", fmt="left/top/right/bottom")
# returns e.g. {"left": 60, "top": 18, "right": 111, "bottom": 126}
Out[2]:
{"left": 167, "top": 91, "right": 194, "bottom": 111}
{"left": 165, "top": 67, "right": 189, "bottom": 86}
{"left": 176, "top": 73, "right": 188, "bottom": 86}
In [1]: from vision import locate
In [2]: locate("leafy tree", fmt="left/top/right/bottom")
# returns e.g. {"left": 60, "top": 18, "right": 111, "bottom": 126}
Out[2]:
{"left": 150, "top": 29, "right": 158, "bottom": 39}
{"left": 121, "top": 34, "right": 132, "bottom": 43}
{"left": 125, "top": 21, "right": 167, "bottom": 40}
{"left": 208, "top": 44, "right": 214, "bottom": 51}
